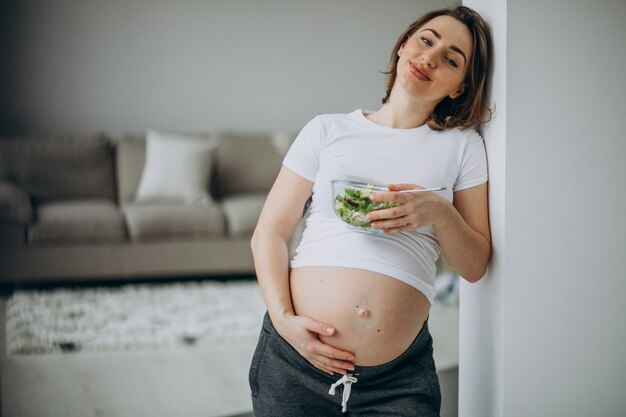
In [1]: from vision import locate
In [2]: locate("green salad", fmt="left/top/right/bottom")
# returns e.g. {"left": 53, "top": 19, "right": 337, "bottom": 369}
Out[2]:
{"left": 334, "top": 187, "right": 398, "bottom": 228}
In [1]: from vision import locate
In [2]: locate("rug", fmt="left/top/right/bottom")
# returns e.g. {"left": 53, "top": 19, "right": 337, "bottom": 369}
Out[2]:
{"left": 4, "top": 280, "right": 266, "bottom": 355}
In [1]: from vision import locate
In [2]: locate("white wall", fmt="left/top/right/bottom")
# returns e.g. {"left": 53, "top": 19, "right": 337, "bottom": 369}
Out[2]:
{"left": 462, "top": 0, "right": 626, "bottom": 416}
{"left": 3, "top": 0, "right": 448, "bottom": 135}
{"left": 458, "top": 0, "right": 506, "bottom": 414}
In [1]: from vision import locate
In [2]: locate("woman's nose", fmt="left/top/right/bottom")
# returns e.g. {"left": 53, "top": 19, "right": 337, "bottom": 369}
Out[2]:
{"left": 421, "top": 50, "right": 435, "bottom": 67}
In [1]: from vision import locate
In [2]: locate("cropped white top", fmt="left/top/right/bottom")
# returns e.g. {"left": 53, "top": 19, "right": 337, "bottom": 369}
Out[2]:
{"left": 282, "top": 109, "right": 488, "bottom": 303}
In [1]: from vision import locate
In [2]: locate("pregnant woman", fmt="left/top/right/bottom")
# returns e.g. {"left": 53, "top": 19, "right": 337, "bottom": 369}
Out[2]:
{"left": 249, "top": 5, "right": 492, "bottom": 416}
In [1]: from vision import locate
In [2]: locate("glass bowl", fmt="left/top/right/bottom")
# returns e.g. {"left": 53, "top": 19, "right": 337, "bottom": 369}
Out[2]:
{"left": 331, "top": 180, "right": 398, "bottom": 234}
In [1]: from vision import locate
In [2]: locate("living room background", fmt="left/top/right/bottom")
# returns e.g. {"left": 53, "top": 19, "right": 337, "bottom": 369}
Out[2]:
{"left": 0, "top": 0, "right": 448, "bottom": 136}
{"left": 1, "top": 2, "right": 466, "bottom": 417}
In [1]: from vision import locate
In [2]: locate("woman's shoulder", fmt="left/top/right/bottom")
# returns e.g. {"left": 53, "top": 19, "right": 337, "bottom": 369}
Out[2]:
{"left": 296, "top": 110, "right": 362, "bottom": 142}
{"left": 300, "top": 110, "right": 364, "bottom": 134}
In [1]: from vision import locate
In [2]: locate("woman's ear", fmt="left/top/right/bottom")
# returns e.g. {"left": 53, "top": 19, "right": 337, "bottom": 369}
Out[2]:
{"left": 449, "top": 85, "right": 465, "bottom": 99}
{"left": 398, "top": 41, "right": 407, "bottom": 57}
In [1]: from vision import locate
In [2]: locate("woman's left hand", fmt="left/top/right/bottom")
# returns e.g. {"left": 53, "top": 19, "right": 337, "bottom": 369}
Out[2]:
{"left": 367, "top": 183, "right": 452, "bottom": 233}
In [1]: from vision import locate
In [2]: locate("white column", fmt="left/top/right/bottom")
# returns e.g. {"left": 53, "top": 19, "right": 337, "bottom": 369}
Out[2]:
{"left": 458, "top": 0, "right": 506, "bottom": 415}
{"left": 461, "top": 0, "right": 626, "bottom": 416}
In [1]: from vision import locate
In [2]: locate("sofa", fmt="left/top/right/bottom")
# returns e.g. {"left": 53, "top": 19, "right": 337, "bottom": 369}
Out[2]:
{"left": 0, "top": 129, "right": 303, "bottom": 284}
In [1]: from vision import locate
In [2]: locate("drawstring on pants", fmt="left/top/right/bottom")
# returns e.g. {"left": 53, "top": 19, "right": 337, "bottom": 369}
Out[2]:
{"left": 328, "top": 373, "right": 358, "bottom": 413}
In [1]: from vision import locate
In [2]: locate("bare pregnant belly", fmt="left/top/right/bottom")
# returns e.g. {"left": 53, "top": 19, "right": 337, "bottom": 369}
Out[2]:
{"left": 290, "top": 266, "right": 431, "bottom": 366}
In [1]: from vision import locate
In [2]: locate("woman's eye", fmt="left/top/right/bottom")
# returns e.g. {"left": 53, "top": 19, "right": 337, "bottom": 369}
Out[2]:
{"left": 420, "top": 37, "right": 431, "bottom": 46}
{"left": 446, "top": 57, "right": 458, "bottom": 68}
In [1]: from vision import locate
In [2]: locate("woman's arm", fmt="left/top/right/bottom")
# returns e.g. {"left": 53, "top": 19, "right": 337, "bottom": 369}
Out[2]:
{"left": 433, "top": 183, "right": 491, "bottom": 282}
{"left": 251, "top": 166, "right": 356, "bottom": 375}
{"left": 251, "top": 166, "right": 310, "bottom": 322}
{"left": 367, "top": 182, "right": 491, "bottom": 282}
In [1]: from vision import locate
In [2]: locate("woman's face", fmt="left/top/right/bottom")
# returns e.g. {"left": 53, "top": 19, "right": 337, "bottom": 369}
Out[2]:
{"left": 395, "top": 15, "right": 473, "bottom": 103}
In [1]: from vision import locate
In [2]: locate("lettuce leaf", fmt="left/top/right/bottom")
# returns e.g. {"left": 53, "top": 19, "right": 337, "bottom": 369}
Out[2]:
{"left": 334, "top": 187, "right": 398, "bottom": 228}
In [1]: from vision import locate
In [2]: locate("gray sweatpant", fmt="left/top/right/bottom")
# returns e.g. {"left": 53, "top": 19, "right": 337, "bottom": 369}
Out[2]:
{"left": 249, "top": 312, "right": 441, "bottom": 417}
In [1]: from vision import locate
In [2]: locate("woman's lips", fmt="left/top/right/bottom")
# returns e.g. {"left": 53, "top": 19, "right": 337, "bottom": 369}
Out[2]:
{"left": 409, "top": 63, "right": 431, "bottom": 81}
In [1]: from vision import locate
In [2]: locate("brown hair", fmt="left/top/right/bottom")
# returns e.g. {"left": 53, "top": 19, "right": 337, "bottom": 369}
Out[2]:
{"left": 381, "top": 5, "right": 493, "bottom": 131}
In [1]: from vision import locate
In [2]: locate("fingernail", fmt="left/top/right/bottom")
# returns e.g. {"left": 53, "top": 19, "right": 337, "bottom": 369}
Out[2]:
{"left": 326, "top": 327, "right": 334, "bottom": 334}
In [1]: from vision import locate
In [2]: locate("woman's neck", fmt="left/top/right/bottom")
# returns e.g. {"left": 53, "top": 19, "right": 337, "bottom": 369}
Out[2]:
{"left": 367, "top": 90, "right": 437, "bottom": 129}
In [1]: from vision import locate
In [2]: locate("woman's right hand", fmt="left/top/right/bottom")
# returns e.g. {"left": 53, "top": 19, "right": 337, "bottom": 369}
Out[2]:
{"left": 274, "top": 314, "right": 356, "bottom": 376}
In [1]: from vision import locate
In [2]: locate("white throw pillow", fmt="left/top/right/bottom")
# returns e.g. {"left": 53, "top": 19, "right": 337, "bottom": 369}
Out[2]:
{"left": 135, "top": 130, "right": 216, "bottom": 205}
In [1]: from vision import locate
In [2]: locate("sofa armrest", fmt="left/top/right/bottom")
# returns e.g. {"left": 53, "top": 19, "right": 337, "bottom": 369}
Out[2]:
{"left": 0, "top": 180, "right": 34, "bottom": 224}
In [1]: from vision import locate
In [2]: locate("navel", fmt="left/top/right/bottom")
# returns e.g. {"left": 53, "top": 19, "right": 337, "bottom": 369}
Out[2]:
{"left": 357, "top": 307, "right": 371, "bottom": 319}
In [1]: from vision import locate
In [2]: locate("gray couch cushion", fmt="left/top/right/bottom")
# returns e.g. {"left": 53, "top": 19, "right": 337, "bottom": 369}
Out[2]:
{"left": 114, "top": 135, "right": 146, "bottom": 206}
{"left": 0, "top": 221, "right": 26, "bottom": 245}
{"left": 221, "top": 193, "right": 266, "bottom": 236}
{"left": 213, "top": 132, "right": 294, "bottom": 198}
{"left": 28, "top": 199, "right": 126, "bottom": 244}
{"left": 122, "top": 201, "right": 225, "bottom": 241}
{"left": 0, "top": 134, "right": 116, "bottom": 203}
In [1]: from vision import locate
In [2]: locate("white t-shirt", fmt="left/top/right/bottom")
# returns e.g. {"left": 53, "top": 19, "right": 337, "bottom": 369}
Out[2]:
{"left": 283, "top": 109, "right": 488, "bottom": 303}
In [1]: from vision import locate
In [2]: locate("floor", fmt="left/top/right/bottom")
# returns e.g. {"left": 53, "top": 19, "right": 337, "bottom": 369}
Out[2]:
{"left": 0, "top": 282, "right": 458, "bottom": 417}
